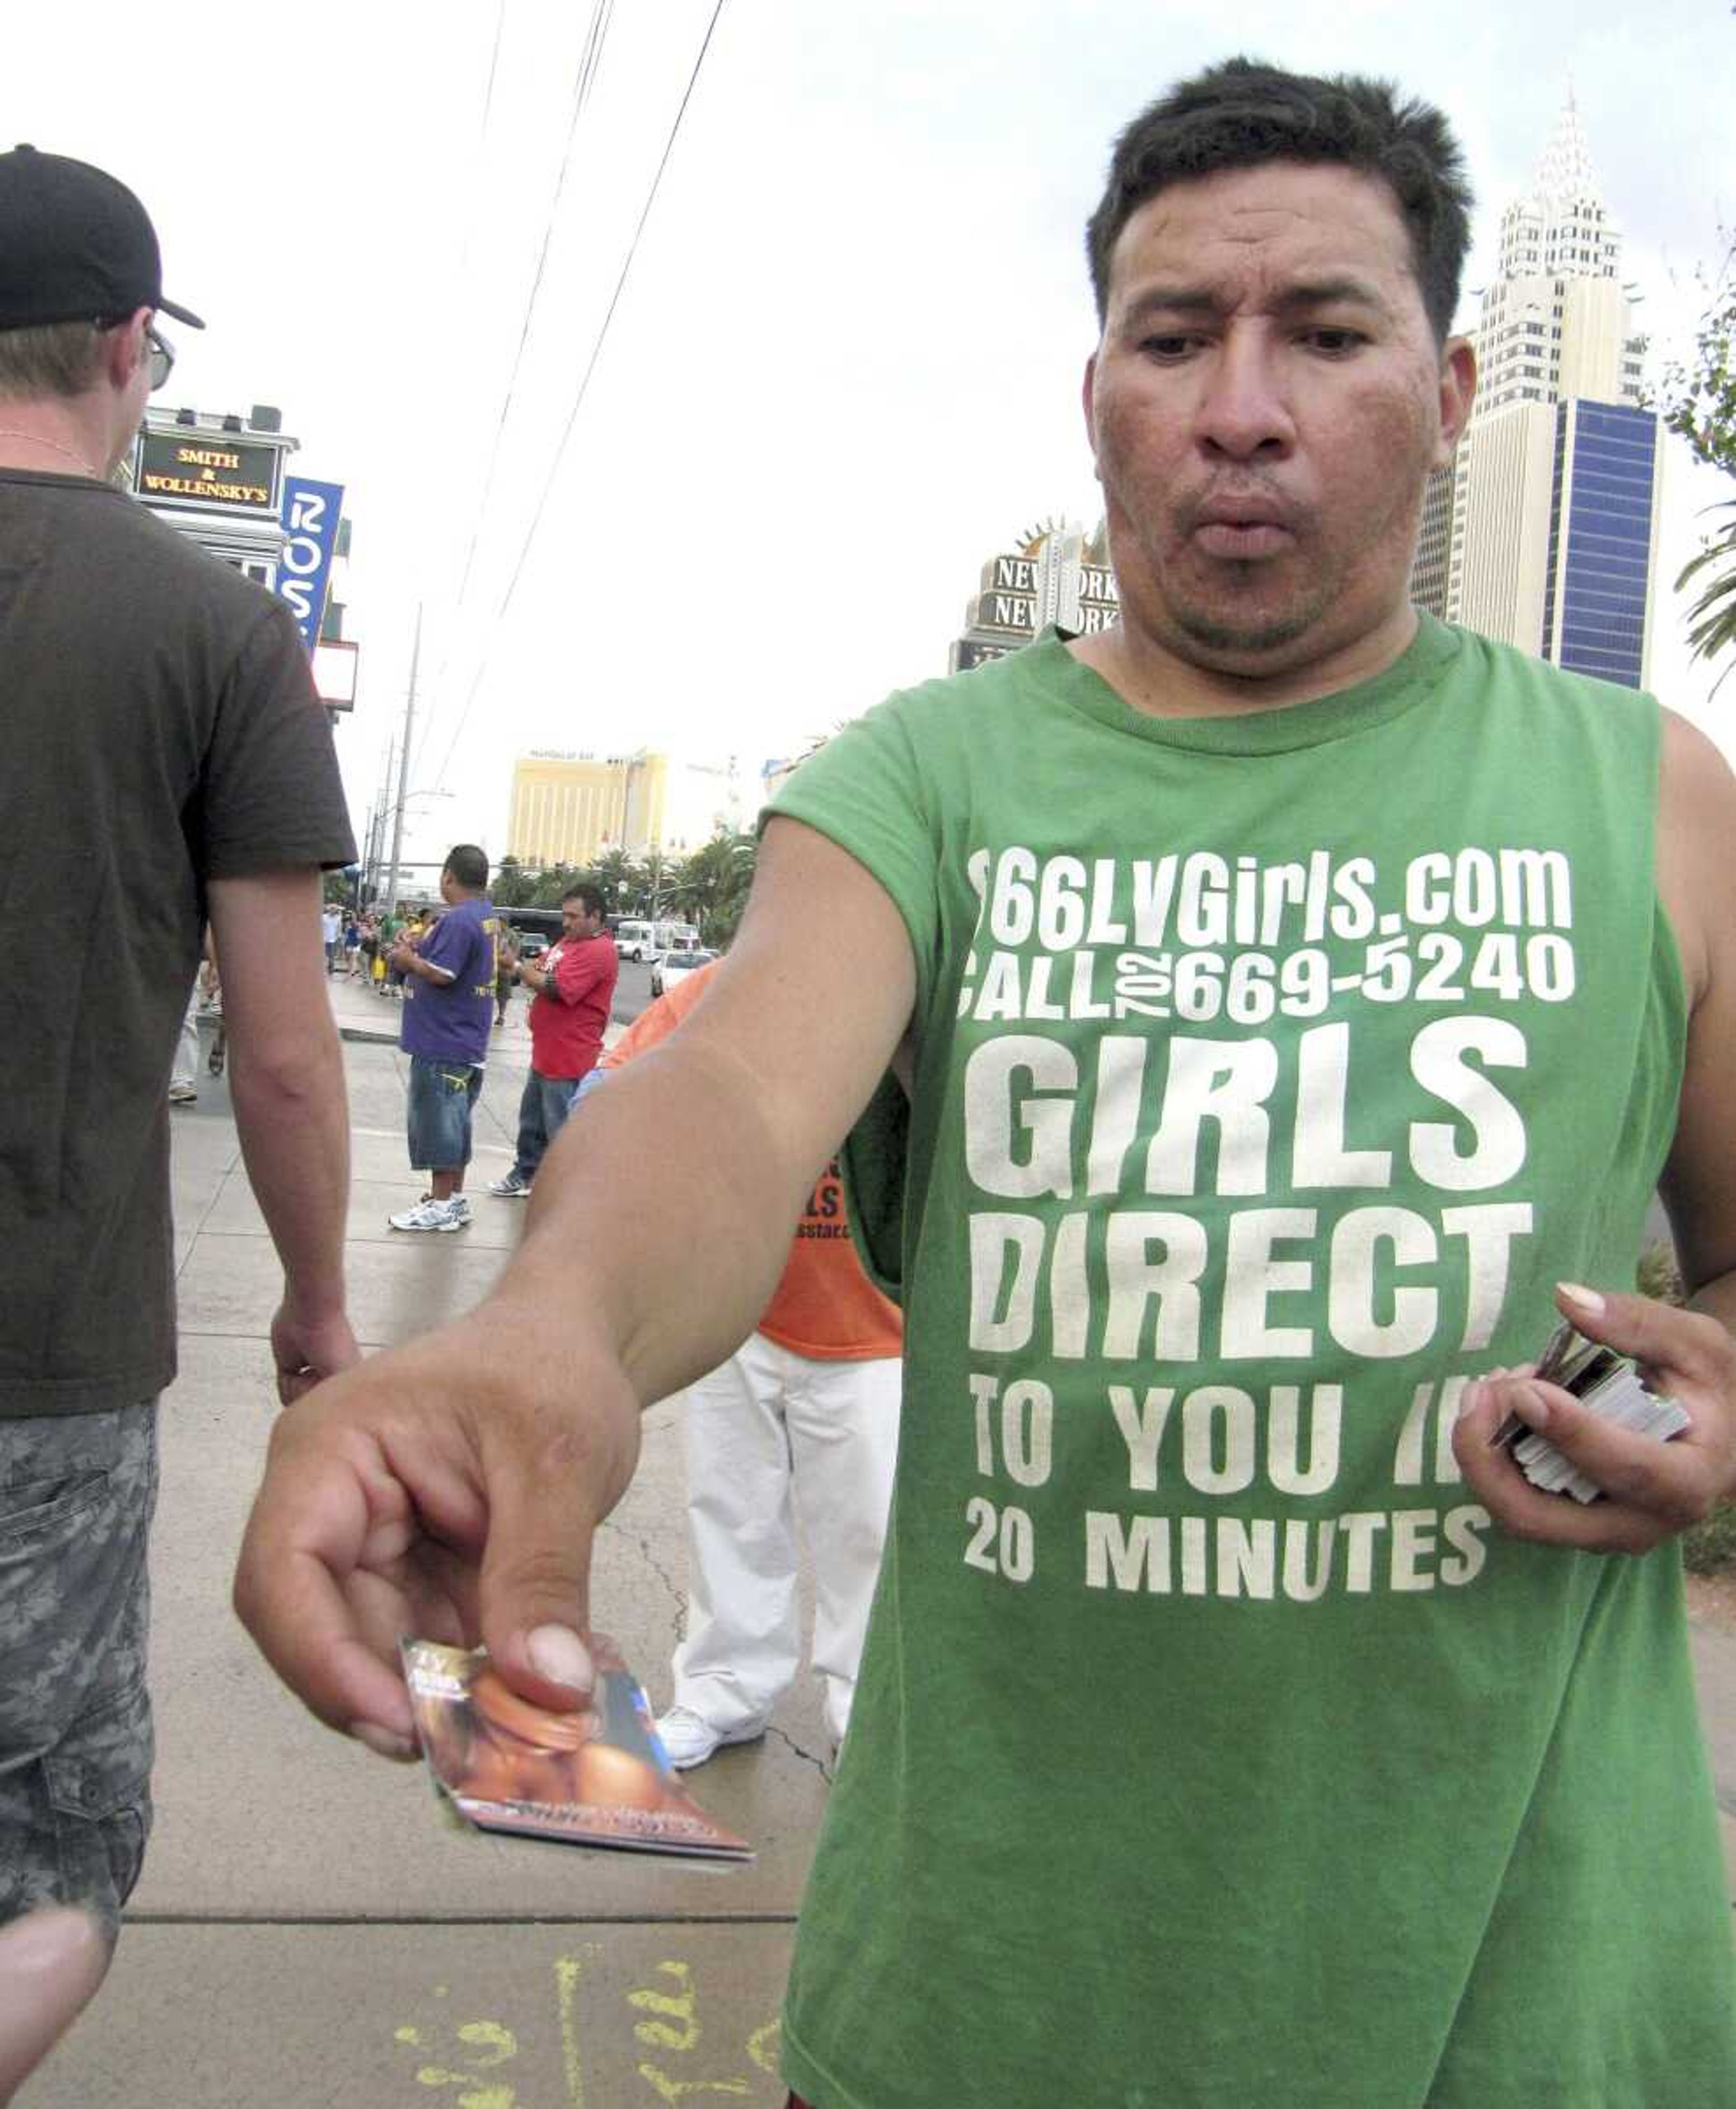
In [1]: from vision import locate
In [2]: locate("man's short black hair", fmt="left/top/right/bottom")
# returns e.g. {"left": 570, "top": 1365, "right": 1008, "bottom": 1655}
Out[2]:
{"left": 563, "top": 884, "right": 606, "bottom": 919}
{"left": 1086, "top": 57, "right": 1473, "bottom": 344}
{"left": 444, "top": 844, "right": 489, "bottom": 892}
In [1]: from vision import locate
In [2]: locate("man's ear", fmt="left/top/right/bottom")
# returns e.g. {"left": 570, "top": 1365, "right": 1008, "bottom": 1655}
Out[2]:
{"left": 1434, "top": 336, "right": 1476, "bottom": 466}
{"left": 1082, "top": 350, "right": 1102, "bottom": 478}
{"left": 102, "top": 307, "right": 151, "bottom": 391}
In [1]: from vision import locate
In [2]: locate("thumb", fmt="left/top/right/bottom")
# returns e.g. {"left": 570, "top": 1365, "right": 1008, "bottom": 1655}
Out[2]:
{"left": 1555, "top": 1280, "right": 1730, "bottom": 1395}
{"left": 473, "top": 1391, "right": 640, "bottom": 1711}
{"left": 479, "top": 1494, "right": 598, "bottom": 1712}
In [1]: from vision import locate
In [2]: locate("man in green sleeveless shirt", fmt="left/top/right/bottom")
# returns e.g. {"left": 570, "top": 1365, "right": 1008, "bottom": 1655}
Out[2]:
{"left": 235, "top": 59, "right": 1736, "bottom": 2107}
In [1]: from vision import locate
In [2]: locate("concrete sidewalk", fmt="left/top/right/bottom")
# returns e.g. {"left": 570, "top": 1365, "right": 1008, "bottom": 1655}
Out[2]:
{"left": 23, "top": 1011, "right": 1736, "bottom": 2104}
{"left": 24, "top": 1021, "right": 822, "bottom": 2108}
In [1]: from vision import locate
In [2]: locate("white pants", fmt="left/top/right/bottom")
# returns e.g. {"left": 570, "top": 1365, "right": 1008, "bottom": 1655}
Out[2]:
{"left": 670, "top": 1332, "right": 900, "bottom": 1747}
{"left": 170, "top": 982, "right": 201, "bottom": 1090}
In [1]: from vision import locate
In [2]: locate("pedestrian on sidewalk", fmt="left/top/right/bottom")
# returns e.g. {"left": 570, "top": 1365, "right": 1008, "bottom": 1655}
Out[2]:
{"left": 488, "top": 884, "right": 616, "bottom": 1198}
{"left": 493, "top": 930, "right": 517, "bottom": 1027}
{"left": 388, "top": 846, "right": 500, "bottom": 1233}
{"left": 167, "top": 978, "right": 202, "bottom": 1106}
{"left": 168, "top": 928, "right": 219, "bottom": 1106}
{"left": 320, "top": 899, "right": 341, "bottom": 974}
{"left": 594, "top": 960, "right": 901, "bottom": 1768}
{"left": 0, "top": 142, "right": 358, "bottom": 2088}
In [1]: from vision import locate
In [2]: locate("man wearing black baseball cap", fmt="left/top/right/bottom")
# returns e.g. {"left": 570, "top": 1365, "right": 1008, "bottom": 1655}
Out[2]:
{"left": 0, "top": 143, "right": 204, "bottom": 482}
{"left": 0, "top": 147, "right": 359, "bottom": 2090}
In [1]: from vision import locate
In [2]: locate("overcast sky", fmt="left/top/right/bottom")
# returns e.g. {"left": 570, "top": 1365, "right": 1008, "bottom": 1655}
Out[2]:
{"left": 14, "top": 1, "right": 1733, "bottom": 869}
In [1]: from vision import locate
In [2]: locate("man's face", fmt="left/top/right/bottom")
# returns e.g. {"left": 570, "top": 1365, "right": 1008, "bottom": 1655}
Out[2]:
{"left": 1085, "top": 161, "right": 1473, "bottom": 682}
{"left": 561, "top": 900, "right": 601, "bottom": 941}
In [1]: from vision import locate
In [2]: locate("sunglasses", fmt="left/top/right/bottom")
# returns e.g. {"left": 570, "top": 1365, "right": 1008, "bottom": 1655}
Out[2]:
{"left": 144, "top": 323, "right": 175, "bottom": 392}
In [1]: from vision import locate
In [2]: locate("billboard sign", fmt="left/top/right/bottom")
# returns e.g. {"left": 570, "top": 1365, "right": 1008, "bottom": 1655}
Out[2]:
{"left": 278, "top": 476, "right": 346, "bottom": 653}
{"left": 136, "top": 428, "right": 280, "bottom": 511}
{"left": 312, "top": 638, "right": 359, "bottom": 711}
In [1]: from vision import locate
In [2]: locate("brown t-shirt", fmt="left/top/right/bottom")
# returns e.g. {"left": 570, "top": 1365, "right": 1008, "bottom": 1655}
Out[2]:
{"left": 0, "top": 468, "right": 356, "bottom": 1415}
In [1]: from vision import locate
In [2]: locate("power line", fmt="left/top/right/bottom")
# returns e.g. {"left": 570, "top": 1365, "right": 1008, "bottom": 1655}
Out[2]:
{"left": 430, "top": 0, "right": 730, "bottom": 794}
{"left": 414, "top": 0, "right": 616, "bottom": 782}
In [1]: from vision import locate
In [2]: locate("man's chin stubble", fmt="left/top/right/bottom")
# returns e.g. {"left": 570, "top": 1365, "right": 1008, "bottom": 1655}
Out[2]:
{"left": 1170, "top": 595, "right": 1325, "bottom": 661}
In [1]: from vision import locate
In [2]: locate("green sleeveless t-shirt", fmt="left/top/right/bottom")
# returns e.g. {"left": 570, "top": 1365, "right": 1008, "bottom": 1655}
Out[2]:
{"left": 768, "top": 618, "right": 1735, "bottom": 2108}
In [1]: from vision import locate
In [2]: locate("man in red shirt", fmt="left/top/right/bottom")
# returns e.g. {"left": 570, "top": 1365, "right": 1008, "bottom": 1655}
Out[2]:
{"left": 488, "top": 885, "right": 617, "bottom": 1198}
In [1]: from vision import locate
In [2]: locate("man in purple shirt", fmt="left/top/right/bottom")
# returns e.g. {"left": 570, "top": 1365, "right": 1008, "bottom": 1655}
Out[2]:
{"left": 388, "top": 845, "right": 500, "bottom": 1233}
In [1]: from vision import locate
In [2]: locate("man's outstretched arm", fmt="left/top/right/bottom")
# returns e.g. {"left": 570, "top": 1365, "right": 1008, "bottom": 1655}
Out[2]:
{"left": 209, "top": 868, "right": 359, "bottom": 1403}
{"left": 232, "top": 818, "right": 916, "bottom": 1751}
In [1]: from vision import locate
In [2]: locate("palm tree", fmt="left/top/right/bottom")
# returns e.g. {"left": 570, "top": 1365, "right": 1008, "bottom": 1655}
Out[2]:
{"left": 1678, "top": 501, "right": 1736, "bottom": 695}
{"left": 669, "top": 830, "right": 757, "bottom": 947}
{"left": 587, "top": 845, "right": 644, "bottom": 918}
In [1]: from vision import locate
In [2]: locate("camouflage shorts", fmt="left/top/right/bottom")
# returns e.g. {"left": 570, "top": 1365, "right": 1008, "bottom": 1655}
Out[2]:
{"left": 0, "top": 1401, "right": 158, "bottom": 1939}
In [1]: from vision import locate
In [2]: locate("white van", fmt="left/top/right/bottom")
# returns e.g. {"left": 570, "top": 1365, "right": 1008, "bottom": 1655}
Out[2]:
{"left": 656, "top": 921, "right": 702, "bottom": 955}
{"left": 613, "top": 919, "right": 659, "bottom": 962}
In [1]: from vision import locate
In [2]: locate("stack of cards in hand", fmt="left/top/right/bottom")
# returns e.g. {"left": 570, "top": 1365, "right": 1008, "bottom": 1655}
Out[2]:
{"left": 1495, "top": 1319, "right": 1691, "bottom": 1505}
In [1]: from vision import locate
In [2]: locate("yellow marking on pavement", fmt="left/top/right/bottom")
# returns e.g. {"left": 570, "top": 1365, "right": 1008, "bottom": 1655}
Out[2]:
{"left": 630, "top": 1960, "right": 699, "bottom": 2048}
{"left": 745, "top": 2019, "right": 781, "bottom": 2074}
{"left": 634, "top": 2066, "right": 750, "bottom": 2103}
{"left": 556, "top": 1953, "right": 588, "bottom": 2109}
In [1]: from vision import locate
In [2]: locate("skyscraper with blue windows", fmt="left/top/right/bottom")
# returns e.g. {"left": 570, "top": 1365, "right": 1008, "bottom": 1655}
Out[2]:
{"left": 1541, "top": 401, "right": 1661, "bottom": 688}
{"left": 1415, "top": 97, "right": 1664, "bottom": 691}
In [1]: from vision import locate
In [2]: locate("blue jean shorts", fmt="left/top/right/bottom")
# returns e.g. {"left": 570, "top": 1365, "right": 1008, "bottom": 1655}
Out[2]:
{"left": 407, "top": 1055, "right": 483, "bottom": 1172}
{"left": 0, "top": 1400, "right": 158, "bottom": 1937}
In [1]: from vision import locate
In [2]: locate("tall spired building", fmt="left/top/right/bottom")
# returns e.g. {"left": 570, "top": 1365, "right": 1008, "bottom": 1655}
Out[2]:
{"left": 1415, "top": 97, "right": 1661, "bottom": 689}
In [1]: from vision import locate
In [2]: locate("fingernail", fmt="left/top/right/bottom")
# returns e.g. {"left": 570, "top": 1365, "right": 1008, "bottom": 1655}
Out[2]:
{"left": 1512, "top": 1384, "right": 1551, "bottom": 1431}
{"left": 1558, "top": 1281, "right": 1606, "bottom": 1315}
{"left": 527, "top": 1623, "right": 594, "bottom": 1692}
{"left": 349, "top": 1721, "right": 416, "bottom": 1760}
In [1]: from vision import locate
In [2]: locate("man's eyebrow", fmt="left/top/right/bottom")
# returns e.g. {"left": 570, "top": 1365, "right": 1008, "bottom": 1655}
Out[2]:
{"left": 1269, "top": 276, "right": 1391, "bottom": 315}
{"left": 1118, "top": 276, "right": 1392, "bottom": 324}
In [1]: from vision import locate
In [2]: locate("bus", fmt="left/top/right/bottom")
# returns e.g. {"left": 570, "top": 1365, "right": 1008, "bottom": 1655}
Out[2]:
{"left": 613, "top": 918, "right": 701, "bottom": 962}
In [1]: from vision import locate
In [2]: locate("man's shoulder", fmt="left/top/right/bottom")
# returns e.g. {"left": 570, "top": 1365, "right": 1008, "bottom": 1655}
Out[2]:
{"left": 777, "top": 635, "right": 1058, "bottom": 807}
{"left": 882, "top": 634, "right": 1058, "bottom": 722}
{"left": 1440, "top": 621, "right": 1656, "bottom": 724}
{"left": 49, "top": 482, "right": 289, "bottom": 631}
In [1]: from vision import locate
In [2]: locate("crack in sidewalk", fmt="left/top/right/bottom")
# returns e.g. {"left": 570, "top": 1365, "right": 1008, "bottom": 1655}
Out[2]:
{"left": 766, "top": 1723, "right": 833, "bottom": 1783}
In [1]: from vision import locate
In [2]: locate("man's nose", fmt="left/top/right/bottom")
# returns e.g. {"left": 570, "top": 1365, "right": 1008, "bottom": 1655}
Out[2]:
{"left": 1196, "top": 332, "right": 1295, "bottom": 460}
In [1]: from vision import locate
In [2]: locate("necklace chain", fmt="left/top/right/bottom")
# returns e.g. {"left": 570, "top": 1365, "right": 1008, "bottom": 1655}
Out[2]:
{"left": 0, "top": 429, "right": 102, "bottom": 478}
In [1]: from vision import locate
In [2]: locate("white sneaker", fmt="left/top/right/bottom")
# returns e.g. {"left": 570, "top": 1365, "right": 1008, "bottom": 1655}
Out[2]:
{"left": 652, "top": 1706, "right": 766, "bottom": 1772}
{"left": 487, "top": 1171, "right": 533, "bottom": 1198}
{"left": 167, "top": 1081, "right": 197, "bottom": 1104}
{"left": 421, "top": 1192, "right": 472, "bottom": 1223}
{"left": 388, "top": 1197, "right": 465, "bottom": 1233}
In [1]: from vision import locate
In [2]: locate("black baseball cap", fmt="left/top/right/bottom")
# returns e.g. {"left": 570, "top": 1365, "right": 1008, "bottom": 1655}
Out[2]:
{"left": 0, "top": 144, "right": 204, "bottom": 331}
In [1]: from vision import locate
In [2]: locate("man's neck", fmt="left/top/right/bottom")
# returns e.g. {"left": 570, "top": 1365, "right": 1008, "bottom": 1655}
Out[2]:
{"left": 1070, "top": 602, "right": 1422, "bottom": 721}
{"left": 0, "top": 402, "right": 112, "bottom": 482}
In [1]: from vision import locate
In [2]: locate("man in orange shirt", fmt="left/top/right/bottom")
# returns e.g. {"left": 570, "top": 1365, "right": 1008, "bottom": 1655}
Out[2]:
{"left": 591, "top": 961, "right": 901, "bottom": 1767}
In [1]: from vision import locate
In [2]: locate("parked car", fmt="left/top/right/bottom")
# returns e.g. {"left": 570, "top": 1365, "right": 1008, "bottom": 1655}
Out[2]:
{"left": 649, "top": 947, "right": 718, "bottom": 998}
{"left": 514, "top": 932, "right": 550, "bottom": 960}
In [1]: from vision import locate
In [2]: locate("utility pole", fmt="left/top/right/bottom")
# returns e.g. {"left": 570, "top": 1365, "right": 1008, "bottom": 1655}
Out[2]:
{"left": 385, "top": 605, "right": 421, "bottom": 912}
{"left": 363, "top": 733, "right": 396, "bottom": 903}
